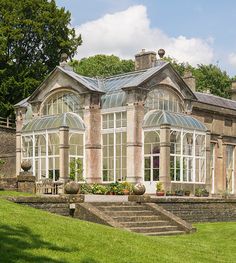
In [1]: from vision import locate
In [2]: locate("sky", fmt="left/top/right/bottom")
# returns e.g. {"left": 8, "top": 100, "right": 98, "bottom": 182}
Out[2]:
{"left": 56, "top": 0, "right": 236, "bottom": 76}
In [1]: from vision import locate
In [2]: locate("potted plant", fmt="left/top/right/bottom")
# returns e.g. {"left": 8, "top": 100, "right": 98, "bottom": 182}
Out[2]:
{"left": 175, "top": 189, "right": 184, "bottom": 196}
{"left": 184, "top": 190, "right": 191, "bottom": 196}
{"left": 201, "top": 188, "right": 209, "bottom": 197}
{"left": 195, "top": 188, "right": 202, "bottom": 197}
{"left": 121, "top": 181, "right": 133, "bottom": 195}
{"left": 156, "top": 182, "right": 165, "bottom": 196}
{"left": 166, "top": 190, "right": 173, "bottom": 196}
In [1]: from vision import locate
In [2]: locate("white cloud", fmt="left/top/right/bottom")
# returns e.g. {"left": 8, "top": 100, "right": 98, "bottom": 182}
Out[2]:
{"left": 228, "top": 53, "right": 236, "bottom": 67}
{"left": 76, "top": 5, "right": 214, "bottom": 66}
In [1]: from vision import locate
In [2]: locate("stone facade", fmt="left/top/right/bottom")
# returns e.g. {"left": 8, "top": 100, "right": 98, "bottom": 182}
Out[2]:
{"left": 14, "top": 49, "right": 236, "bottom": 196}
{"left": 0, "top": 126, "right": 16, "bottom": 177}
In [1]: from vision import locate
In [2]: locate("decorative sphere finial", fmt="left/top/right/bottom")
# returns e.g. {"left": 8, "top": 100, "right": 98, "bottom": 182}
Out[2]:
{"left": 60, "top": 53, "right": 68, "bottom": 62}
{"left": 158, "top": 49, "right": 165, "bottom": 59}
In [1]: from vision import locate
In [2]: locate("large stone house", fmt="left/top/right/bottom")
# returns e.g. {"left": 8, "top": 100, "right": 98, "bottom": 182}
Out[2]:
{"left": 15, "top": 49, "right": 236, "bottom": 195}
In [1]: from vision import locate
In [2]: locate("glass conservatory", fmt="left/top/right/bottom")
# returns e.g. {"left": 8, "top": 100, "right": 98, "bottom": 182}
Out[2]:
{"left": 142, "top": 87, "right": 207, "bottom": 192}
{"left": 21, "top": 91, "right": 85, "bottom": 182}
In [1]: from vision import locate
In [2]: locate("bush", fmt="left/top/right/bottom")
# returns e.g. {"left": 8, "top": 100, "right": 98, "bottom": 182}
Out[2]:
{"left": 91, "top": 184, "right": 108, "bottom": 195}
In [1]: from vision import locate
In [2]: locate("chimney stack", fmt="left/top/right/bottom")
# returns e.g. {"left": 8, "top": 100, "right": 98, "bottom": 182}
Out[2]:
{"left": 231, "top": 81, "right": 236, "bottom": 101}
{"left": 135, "top": 49, "right": 157, "bottom": 71}
{"left": 183, "top": 70, "right": 196, "bottom": 93}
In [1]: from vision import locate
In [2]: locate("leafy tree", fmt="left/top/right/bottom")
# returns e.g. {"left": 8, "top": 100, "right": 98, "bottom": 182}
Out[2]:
{"left": 0, "top": 0, "right": 82, "bottom": 117}
{"left": 193, "top": 64, "right": 232, "bottom": 98}
{"left": 165, "top": 57, "right": 232, "bottom": 98}
{"left": 71, "top": 54, "right": 134, "bottom": 77}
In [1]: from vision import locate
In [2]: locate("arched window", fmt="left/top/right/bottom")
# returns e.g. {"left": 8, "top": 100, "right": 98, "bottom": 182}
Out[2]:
{"left": 42, "top": 91, "right": 82, "bottom": 116}
{"left": 145, "top": 87, "right": 183, "bottom": 112}
{"left": 144, "top": 131, "right": 160, "bottom": 181}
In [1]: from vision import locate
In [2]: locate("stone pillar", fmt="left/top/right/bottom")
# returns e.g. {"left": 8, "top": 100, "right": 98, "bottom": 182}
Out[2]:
{"left": 126, "top": 103, "right": 144, "bottom": 183}
{"left": 159, "top": 124, "right": 171, "bottom": 191}
{"left": 215, "top": 136, "right": 224, "bottom": 193}
{"left": 59, "top": 126, "right": 69, "bottom": 182}
{"left": 16, "top": 131, "right": 22, "bottom": 175}
{"left": 84, "top": 106, "right": 102, "bottom": 183}
{"left": 205, "top": 131, "right": 211, "bottom": 192}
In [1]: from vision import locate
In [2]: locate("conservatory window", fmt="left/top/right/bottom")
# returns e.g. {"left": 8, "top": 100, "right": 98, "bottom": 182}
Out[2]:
{"left": 102, "top": 112, "right": 127, "bottom": 182}
{"left": 169, "top": 129, "right": 206, "bottom": 183}
{"left": 22, "top": 132, "right": 60, "bottom": 181}
{"left": 170, "top": 130, "right": 181, "bottom": 181}
{"left": 226, "top": 145, "right": 234, "bottom": 194}
{"left": 145, "top": 88, "right": 183, "bottom": 113}
{"left": 210, "top": 143, "right": 216, "bottom": 194}
{"left": 144, "top": 131, "right": 160, "bottom": 181}
{"left": 43, "top": 92, "right": 82, "bottom": 116}
{"left": 69, "top": 133, "right": 84, "bottom": 182}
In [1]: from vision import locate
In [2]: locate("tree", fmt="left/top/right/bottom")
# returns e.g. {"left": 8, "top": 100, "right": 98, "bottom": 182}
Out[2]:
{"left": 193, "top": 64, "right": 232, "bottom": 98}
{"left": 0, "top": 0, "right": 82, "bottom": 117}
{"left": 71, "top": 54, "right": 134, "bottom": 77}
{"left": 165, "top": 57, "right": 232, "bottom": 98}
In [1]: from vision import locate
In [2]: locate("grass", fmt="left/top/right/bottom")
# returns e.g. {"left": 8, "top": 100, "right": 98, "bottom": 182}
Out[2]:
{"left": 0, "top": 190, "right": 34, "bottom": 197}
{"left": 0, "top": 196, "right": 235, "bottom": 263}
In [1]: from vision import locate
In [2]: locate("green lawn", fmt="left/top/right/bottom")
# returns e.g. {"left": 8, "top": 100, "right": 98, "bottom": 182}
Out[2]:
{"left": 0, "top": 190, "right": 34, "bottom": 197}
{"left": 0, "top": 196, "right": 235, "bottom": 263}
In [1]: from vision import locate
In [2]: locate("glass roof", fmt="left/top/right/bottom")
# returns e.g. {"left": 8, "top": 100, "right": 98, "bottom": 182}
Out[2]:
{"left": 101, "top": 91, "right": 127, "bottom": 109}
{"left": 22, "top": 112, "right": 85, "bottom": 132}
{"left": 143, "top": 110, "right": 207, "bottom": 131}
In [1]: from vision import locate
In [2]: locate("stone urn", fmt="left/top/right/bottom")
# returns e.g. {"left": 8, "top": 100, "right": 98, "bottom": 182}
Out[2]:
{"left": 64, "top": 181, "right": 80, "bottom": 194}
{"left": 133, "top": 183, "right": 146, "bottom": 195}
{"left": 21, "top": 160, "right": 32, "bottom": 172}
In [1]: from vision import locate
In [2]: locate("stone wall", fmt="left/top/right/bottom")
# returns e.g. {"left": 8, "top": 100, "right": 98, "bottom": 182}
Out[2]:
{"left": 153, "top": 198, "right": 236, "bottom": 223}
{"left": 0, "top": 127, "right": 16, "bottom": 177}
{"left": 8, "top": 195, "right": 84, "bottom": 216}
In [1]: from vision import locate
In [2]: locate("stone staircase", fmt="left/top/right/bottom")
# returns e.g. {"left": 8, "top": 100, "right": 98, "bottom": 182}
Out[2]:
{"left": 76, "top": 202, "right": 195, "bottom": 236}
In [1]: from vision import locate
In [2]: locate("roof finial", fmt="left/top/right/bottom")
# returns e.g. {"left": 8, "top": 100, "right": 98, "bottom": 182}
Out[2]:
{"left": 158, "top": 48, "right": 165, "bottom": 59}
{"left": 59, "top": 53, "right": 73, "bottom": 71}
{"left": 61, "top": 53, "right": 68, "bottom": 62}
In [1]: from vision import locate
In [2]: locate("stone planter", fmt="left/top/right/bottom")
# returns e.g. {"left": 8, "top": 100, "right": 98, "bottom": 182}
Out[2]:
{"left": 133, "top": 183, "right": 146, "bottom": 195}
{"left": 156, "top": 191, "right": 165, "bottom": 196}
{"left": 64, "top": 181, "right": 80, "bottom": 194}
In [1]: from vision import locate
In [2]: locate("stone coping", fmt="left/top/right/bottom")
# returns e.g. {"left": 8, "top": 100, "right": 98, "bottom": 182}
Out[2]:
{"left": 84, "top": 194, "right": 129, "bottom": 203}
{"left": 149, "top": 196, "right": 236, "bottom": 203}
{"left": 5, "top": 194, "right": 84, "bottom": 203}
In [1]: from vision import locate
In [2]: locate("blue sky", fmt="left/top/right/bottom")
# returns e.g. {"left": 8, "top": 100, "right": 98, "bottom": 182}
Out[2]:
{"left": 56, "top": 0, "right": 236, "bottom": 76}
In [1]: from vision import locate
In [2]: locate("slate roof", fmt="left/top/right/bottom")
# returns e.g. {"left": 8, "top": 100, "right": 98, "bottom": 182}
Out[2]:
{"left": 15, "top": 63, "right": 236, "bottom": 112}
{"left": 194, "top": 92, "right": 236, "bottom": 111}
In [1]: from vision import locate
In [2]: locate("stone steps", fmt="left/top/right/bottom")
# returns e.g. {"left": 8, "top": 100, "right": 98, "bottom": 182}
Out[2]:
{"left": 113, "top": 215, "right": 161, "bottom": 222}
{"left": 91, "top": 202, "right": 187, "bottom": 236}
{"left": 121, "top": 220, "right": 169, "bottom": 227}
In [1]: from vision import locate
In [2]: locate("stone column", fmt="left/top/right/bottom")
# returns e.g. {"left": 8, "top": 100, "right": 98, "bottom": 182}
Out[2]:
{"left": 205, "top": 131, "right": 211, "bottom": 192}
{"left": 215, "top": 136, "right": 224, "bottom": 193}
{"left": 16, "top": 131, "right": 22, "bottom": 175}
{"left": 84, "top": 106, "right": 102, "bottom": 184}
{"left": 59, "top": 126, "right": 69, "bottom": 182}
{"left": 126, "top": 102, "right": 144, "bottom": 183}
{"left": 159, "top": 124, "right": 171, "bottom": 191}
